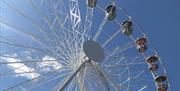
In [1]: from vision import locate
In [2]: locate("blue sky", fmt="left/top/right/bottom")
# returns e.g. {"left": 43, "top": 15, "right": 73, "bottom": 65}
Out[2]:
{"left": 0, "top": 0, "right": 179, "bottom": 91}
{"left": 118, "top": 0, "right": 180, "bottom": 90}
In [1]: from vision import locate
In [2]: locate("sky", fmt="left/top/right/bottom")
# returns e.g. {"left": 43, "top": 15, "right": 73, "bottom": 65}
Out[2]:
{"left": 118, "top": 0, "right": 180, "bottom": 90}
{"left": 0, "top": 0, "right": 180, "bottom": 91}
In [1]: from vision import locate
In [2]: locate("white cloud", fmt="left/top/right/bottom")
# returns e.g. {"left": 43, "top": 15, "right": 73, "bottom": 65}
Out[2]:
{"left": 1, "top": 55, "right": 40, "bottom": 79}
{"left": 1, "top": 54, "right": 62, "bottom": 79}
{"left": 39, "top": 55, "right": 63, "bottom": 71}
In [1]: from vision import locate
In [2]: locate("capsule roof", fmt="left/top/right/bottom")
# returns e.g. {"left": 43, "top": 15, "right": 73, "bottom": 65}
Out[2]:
{"left": 106, "top": 5, "right": 116, "bottom": 13}
{"left": 122, "top": 20, "right": 132, "bottom": 27}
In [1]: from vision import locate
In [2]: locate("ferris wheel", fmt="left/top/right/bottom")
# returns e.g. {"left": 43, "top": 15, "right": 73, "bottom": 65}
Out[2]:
{"left": 0, "top": 0, "right": 171, "bottom": 91}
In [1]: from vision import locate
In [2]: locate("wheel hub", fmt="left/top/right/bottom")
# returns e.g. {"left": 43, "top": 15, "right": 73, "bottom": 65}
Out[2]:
{"left": 83, "top": 40, "right": 104, "bottom": 62}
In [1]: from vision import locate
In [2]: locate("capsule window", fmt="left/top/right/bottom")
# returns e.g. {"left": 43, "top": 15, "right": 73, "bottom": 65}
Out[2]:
{"left": 149, "top": 63, "right": 159, "bottom": 71}
{"left": 147, "top": 55, "right": 158, "bottom": 63}
{"left": 158, "top": 84, "right": 168, "bottom": 91}
{"left": 136, "top": 37, "right": 147, "bottom": 46}
{"left": 155, "top": 75, "right": 167, "bottom": 82}
{"left": 137, "top": 45, "right": 147, "bottom": 53}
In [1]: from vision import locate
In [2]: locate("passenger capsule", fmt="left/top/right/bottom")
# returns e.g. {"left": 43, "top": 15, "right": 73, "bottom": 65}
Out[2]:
{"left": 155, "top": 75, "right": 167, "bottom": 82}
{"left": 136, "top": 37, "right": 147, "bottom": 46}
{"left": 146, "top": 55, "right": 158, "bottom": 63}
{"left": 122, "top": 20, "right": 133, "bottom": 36}
{"left": 87, "top": 0, "right": 97, "bottom": 8}
{"left": 137, "top": 45, "right": 147, "bottom": 53}
{"left": 105, "top": 5, "right": 116, "bottom": 20}
{"left": 149, "top": 63, "right": 159, "bottom": 71}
